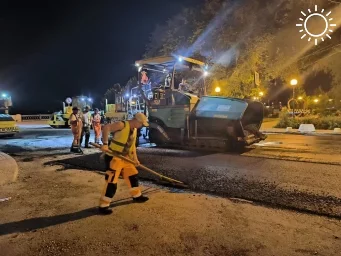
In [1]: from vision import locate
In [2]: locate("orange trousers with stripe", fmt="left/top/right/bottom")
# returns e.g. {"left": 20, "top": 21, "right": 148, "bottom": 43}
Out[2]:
{"left": 93, "top": 123, "right": 101, "bottom": 143}
{"left": 99, "top": 154, "right": 142, "bottom": 208}
{"left": 71, "top": 121, "right": 82, "bottom": 147}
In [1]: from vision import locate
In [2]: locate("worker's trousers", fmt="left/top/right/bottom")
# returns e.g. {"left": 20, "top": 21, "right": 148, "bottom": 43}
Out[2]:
{"left": 99, "top": 154, "right": 142, "bottom": 208}
{"left": 80, "top": 126, "right": 90, "bottom": 147}
{"left": 71, "top": 125, "right": 82, "bottom": 152}
{"left": 93, "top": 124, "right": 101, "bottom": 144}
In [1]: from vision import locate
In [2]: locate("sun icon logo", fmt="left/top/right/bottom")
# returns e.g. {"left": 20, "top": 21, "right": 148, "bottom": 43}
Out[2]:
{"left": 296, "top": 5, "right": 336, "bottom": 46}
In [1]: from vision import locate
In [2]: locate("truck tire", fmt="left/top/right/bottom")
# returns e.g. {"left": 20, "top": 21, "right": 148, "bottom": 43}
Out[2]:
{"left": 148, "top": 128, "right": 166, "bottom": 146}
{"left": 226, "top": 140, "right": 246, "bottom": 153}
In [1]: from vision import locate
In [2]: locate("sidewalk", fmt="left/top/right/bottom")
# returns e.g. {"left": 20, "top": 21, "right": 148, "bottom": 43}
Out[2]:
{"left": 260, "top": 128, "right": 341, "bottom": 135}
{"left": 0, "top": 152, "right": 18, "bottom": 186}
{"left": 260, "top": 119, "right": 341, "bottom": 135}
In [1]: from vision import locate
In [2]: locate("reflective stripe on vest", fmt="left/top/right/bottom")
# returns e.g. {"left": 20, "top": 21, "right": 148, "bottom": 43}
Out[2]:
{"left": 108, "top": 121, "right": 128, "bottom": 152}
{"left": 69, "top": 113, "right": 80, "bottom": 127}
{"left": 123, "top": 128, "right": 137, "bottom": 157}
{"left": 108, "top": 121, "right": 137, "bottom": 156}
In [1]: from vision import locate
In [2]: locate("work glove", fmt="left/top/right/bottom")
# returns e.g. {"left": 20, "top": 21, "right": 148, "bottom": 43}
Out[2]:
{"left": 101, "top": 144, "right": 109, "bottom": 152}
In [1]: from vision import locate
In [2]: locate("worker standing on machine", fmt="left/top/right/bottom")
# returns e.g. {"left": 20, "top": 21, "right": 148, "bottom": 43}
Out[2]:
{"left": 80, "top": 105, "right": 92, "bottom": 148}
{"left": 98, "top": 113, "right": 149, "bottom": 215}
{"left": 69, "top": 107, "right": 83, "bottom": 153}
{"left": 92, "top": 108, "right": 102, "bottom": 144}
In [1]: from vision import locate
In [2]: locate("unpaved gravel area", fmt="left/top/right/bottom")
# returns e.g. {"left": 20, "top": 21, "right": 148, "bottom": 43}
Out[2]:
{"left": 1, "top": 153, "right": 341, "bottom": 256}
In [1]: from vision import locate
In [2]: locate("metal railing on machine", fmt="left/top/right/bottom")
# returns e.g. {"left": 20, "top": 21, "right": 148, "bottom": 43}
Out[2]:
{"left": 20, "top": 114, "right": 52, "bottom": 121}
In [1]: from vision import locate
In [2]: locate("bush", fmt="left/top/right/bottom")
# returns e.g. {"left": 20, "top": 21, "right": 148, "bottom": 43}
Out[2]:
{"left": 275, "top": 115, "right": 341, "bottom": 130}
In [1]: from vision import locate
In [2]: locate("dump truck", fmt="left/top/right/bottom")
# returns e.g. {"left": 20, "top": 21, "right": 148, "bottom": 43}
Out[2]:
{"left": 134, "top": 55, "right": 265, "bottom": 151}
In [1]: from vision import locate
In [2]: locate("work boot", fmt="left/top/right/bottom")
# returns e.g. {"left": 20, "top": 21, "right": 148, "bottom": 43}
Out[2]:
{"left": 70, "top": 146, "right": 79, "bottom": 153}
{"left": 98, "top": 207, "right": 113, "bottom": 215}
{"left": 133, "top": 195, "right": 149, "bottom": 203}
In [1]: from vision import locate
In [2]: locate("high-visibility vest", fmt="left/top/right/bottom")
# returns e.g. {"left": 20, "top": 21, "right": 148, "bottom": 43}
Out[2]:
{"left": 69, "top": 113, "right": 81, "bottom": 127}
{"left": 92, "top": 113, "right": 101, "bottom": 124}
{"left": 108, "top": 121, "right": 136, "bottom": 157}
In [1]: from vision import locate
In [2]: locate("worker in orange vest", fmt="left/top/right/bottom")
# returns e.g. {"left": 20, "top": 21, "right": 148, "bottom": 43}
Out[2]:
{"left": 92, "top": 108, "right": 102, "bottom": 144}
{"left": 69, "top": 107, "right": 83, "bottom": 153}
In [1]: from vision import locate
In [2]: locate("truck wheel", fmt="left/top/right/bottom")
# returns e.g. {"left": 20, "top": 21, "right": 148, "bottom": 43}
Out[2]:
{"left": 148, "top": 128, "right": 165, "bottom": 146}
{"left": 227, "top": 141, "right": 245, "bottom": 153}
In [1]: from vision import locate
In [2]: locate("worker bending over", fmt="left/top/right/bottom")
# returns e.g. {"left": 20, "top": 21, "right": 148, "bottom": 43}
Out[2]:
{"left": 99, "top": 113, "right": 149, "bottom": 214}
{"left": 80, "top": 105, "right": 92, "bottom": 148}
{"left": 69, "top": 107, "right": 83, "bottom": 153}
{"left": 92, "top": 108, "right": 102, "bottom": 144}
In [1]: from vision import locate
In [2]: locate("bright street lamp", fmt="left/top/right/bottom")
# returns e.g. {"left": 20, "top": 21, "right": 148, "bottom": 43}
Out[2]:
{"left": 290, "top": 79, "right": 298, "bottom": 86}
{"left": 298, "top": 96, "right": 303, "bottom": 100}
{"left": 290, "top": 79, "right": 298, "bottom": 118}
{"left": 259, "top": 91, "right": 264, "bottom": 97}
{"left": 203, "top": 71, "right": 209, "bottom": 77}
{"left": 314, "top": 99, "right": 319, "bottom": 103}
{"left": 1, "top": 93, "right": 7, "bottom": 98}
{"left": 215, "top": 87, "right": 221, "bottom": 93}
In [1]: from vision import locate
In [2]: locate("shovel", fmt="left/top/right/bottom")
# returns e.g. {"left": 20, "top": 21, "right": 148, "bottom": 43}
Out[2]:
{"left": 89, "top": 142, "right": 187, "bottom": 187}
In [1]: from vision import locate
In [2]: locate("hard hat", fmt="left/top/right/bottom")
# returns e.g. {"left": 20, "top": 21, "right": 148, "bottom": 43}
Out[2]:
{"left": 134, "top": 112, "right": 149, "bottom": 126}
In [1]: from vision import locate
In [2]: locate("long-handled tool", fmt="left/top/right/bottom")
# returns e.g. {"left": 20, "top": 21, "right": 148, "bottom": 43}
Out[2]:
{"left": 89, "top": 142, "right": 187, "bottom": 186}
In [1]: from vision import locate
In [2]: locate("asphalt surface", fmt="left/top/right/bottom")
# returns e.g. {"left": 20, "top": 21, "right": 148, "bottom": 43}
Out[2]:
{"left": 2, "top": 125, "right": 341, "bottom": 218}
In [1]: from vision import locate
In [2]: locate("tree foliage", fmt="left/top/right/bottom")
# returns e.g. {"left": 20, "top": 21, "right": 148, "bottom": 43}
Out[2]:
{"left": 102, "top": 83, "right": 121, "bottom": 106}
{"left": 145, "top": 0, "right": 341, "bottom": 99}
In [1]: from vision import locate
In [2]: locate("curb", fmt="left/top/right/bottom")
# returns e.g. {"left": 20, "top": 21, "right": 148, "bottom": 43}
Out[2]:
{"left": 0, "top": 152, "right": 19, "bottom": 185}
{"left": 261, "top": 130, "right": 341, "bottom": 136}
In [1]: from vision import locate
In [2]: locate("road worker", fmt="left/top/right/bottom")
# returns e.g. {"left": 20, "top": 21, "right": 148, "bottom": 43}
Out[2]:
{"left": 178, "top": 79, "right": 191, "bottom": 92}
{"left": 92, "top": 108, "right": 102, "bottom": 144}
{"left": 99, "top": 112, "right": 149, "bottom": 214}
{"left": 69, "top": 107, "right": 83, "bottom": 153}
{"left": 80, "top": 105, "right": 92, "bottom": 148}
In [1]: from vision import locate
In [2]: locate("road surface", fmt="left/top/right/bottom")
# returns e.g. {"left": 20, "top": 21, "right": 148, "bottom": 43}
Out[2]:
{"left": 1, "top": 125, "right": 341, "bottom": 255}
{"left": 3, "top": 125, "right": 341, "bottom": 164}
{"left": 2, "top": 125, "right": 340, "bottom": 218}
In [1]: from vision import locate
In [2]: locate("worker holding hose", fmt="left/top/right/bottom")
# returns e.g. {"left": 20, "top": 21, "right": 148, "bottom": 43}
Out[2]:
{"left": 98, "top": 113, "right": 149, "bottom": 214}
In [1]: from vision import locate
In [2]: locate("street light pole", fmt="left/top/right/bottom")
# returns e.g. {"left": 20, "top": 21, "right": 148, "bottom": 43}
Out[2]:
{"left": 290, "top": 79, "right": 298, "bottom": 119}
{"left": 292, "top": 86, "right": 295, "bottom": 119}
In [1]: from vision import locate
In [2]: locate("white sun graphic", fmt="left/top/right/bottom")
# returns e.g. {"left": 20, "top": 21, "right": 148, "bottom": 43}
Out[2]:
{"left": 296, "top": 5, "right": 336, "bottom": 46}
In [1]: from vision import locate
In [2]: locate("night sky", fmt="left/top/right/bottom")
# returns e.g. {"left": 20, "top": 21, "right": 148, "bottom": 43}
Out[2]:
{"left": 0, "top": 0, "right": 201, "bottom": 114}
